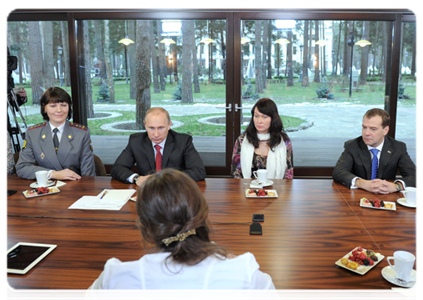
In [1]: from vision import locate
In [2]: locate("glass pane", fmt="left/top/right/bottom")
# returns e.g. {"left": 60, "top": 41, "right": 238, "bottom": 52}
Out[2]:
{"left": 396, "top": 21, "right": 416, "bottom": 164}
{"left": 76, "top": 19, "right": 227, "bottom": 166}
{"left": 240, "top": 19, "right": 408, "bottom": 167}
{"left": 7, "top": 21, "right": 70, "bottom": 151}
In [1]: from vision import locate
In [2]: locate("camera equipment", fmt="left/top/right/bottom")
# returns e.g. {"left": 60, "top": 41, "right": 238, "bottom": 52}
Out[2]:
{"left": 7, "top": 48, "right": 28, "bottom": 152}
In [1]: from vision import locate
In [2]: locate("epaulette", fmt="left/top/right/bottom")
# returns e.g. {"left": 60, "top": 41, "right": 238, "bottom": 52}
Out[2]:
{"left": 70, "top": 122, "right": 88, "bottom": 131}
{"left": 27, "top": 122, "right": 47, "bottom": 131}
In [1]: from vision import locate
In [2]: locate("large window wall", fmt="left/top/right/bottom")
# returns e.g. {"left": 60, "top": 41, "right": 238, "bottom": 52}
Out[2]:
{"left": 7, "top": 10, "right": 416, "bottom": 176}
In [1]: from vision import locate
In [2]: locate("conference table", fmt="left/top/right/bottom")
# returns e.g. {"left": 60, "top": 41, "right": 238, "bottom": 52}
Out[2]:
{"left": 7, "top": 175, "right": 416, "bottom": 290}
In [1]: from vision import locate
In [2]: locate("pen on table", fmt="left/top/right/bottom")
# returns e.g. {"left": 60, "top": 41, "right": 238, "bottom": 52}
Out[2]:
{"left": 100, "top": 190, "right": 108, "bottom": 199}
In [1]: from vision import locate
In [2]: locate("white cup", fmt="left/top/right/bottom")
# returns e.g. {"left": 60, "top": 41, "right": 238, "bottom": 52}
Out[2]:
{"left": 253, "top": 169, "right": 268, "bottom": 184}
{"left": 35, "top": 170, "right": 49, "bottom": 187}
{"left": 387, "top": 251, "right": 415, "bottom": 282}
{"left": 402, "top": 187, "right": 416, "bottom": 206}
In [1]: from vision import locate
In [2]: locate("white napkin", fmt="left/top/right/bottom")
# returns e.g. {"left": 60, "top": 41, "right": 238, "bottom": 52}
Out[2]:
{"left": 55, "top": 181, "right": 66, "bottom": 188}
{"left": 392, "top": 287, "right": 420, "bottom": 297}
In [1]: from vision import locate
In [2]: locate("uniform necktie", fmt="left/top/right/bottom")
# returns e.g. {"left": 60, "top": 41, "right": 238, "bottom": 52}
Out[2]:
{"left": 155, "top": 145, "right": 162, "bottom": 171}
{"left": 53, "top": 128, "right": 60, "bottom": 154}
{"left": 370, "top": 148, "right": 379, "bottom": 180}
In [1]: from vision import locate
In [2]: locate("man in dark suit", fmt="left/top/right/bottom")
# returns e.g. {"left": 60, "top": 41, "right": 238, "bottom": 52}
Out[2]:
{"left": 111, "top": 107, "right": 206, "bottom": 185}
{"left": 333, "top": 108, "right": 415, "bottom": 194}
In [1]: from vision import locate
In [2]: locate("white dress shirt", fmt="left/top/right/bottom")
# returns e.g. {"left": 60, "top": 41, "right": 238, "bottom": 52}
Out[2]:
{"left": 89, "top": 252, "right": 275, "bottom": 289}
{"left": 351, "top": 140, "right": 405, "bottom": 189}
{"left": 47, "top": 122, "right": 66, "bottom": 179}
{"left": 127, "top": 138, "right": 167, "bottom": 183}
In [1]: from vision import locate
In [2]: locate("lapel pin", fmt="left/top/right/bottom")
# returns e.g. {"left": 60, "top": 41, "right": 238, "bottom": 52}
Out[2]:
{"left": 40, "top": 152, "right": 45, "bottom": 159}
{"left": 69, "top": 135, "right": 72, "bottom": 139}
{"left": 387, "top": 150, "right": 392, "bottom": 154}
{"left": 42, "top": 134, "right": 46, "bottom": 139}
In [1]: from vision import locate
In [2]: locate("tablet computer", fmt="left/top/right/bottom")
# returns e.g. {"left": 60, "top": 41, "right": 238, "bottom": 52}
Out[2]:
{"left": 7, "top": 242, "right": 57, "bottom": 275}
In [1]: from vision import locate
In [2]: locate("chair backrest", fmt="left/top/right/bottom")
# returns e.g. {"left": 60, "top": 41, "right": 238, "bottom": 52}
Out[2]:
{"left": 94, "top": 154, "right": 107, "bottom": 176}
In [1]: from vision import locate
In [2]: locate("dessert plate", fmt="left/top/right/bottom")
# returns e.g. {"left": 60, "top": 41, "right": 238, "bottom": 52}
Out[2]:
{"left": 335, "top": 247, "right": 384, "bottom": 275}
{"left": 381, "top": 266, "right": 416, "bottom": 287}
{"left": 360, "top": 198, "right": 396, "bottom": 211}
{"left": 246, "top": 189, "right": 278, "bottom": 198}
{"left": 397, "top": 198, "right": 416, "bottom": 208}
{"left": 23, "top": 187, "right": 60, "bottom": 198}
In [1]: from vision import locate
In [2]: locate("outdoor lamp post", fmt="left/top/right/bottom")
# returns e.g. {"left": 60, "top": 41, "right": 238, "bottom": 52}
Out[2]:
{"left": 331, "top": 49, "right": 335, "bottom": 77}
{"left": 58, "top": 46, "right": 63, "bottom": 86}
{"left": 299, "top": 44, "right": 303, "bottom": 82}
{"left": 118, "top": 37, "right": 134, "bottom": 84}
{"left": 347, "top": 31, "right": 355, "bottom": 97}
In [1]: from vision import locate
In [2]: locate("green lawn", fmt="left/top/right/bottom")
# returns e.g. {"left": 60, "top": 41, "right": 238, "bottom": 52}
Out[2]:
{"left": 18, "top": 111, "right": 304, "bottom": 136}
{"left": 18, "top": 76, "right": 416, "bottom": 107}
{"left": 14, "top": 77, "right": 416, "bottom": 136}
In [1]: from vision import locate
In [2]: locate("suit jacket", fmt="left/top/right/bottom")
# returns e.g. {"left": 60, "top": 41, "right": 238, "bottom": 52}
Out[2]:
{"left": 332, "top": 136, "right": 416, "bottom": 188}
{"left": 16, "top": 120, "right": 95, "bottom": 179}
{"left": 110, "top": 129, "right": 206, "bottom": 182}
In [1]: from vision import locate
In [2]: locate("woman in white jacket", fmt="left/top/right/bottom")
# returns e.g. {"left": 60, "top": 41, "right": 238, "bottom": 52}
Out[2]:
{"left": 89, "top": 169, "right": 275, "bottom": 290}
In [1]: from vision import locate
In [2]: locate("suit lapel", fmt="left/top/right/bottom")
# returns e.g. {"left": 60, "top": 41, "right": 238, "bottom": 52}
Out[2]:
{"left": 357, "top": 138, "right": 372, "bottom": 179}
{"left": 378, "top": 137, "right": 393, "bottom": 178}
{"left": 162, "top": 131, "right": 175, "bottom": 168}
{"left": 144, "top": 134, "right": 156, "bottom": 170}
{"left": 58, "top": 122, "right": 73, "bottom": 166}
{"left": 40, "top": 123, "right": 63, "bottom": 170}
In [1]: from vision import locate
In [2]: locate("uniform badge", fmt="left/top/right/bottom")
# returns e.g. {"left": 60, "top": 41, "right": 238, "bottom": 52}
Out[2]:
{"left": 41, "top": 152, "right": 45, "bottom": 159}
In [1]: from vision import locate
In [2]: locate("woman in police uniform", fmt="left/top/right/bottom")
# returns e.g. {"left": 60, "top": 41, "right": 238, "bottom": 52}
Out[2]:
{"left": 16, "top": 87, "right": 95, "bottom": 180}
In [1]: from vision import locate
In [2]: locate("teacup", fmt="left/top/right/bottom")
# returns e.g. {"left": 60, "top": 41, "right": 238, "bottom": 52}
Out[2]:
{"left": 402, "top": 187, "right": 416, "bottom": 206}
{"left": 387, "top": 251, "right": 415, "bottom": 282}
{"left": 253, "top": 169, "right": 268, "bottom": 184}
{"left": 35, "top": 170, "right": 49, "bottom": 187}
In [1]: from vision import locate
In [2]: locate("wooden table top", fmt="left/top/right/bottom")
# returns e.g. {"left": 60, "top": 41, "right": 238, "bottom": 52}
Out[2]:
{"left": 7, "top": 175, "right": 416, "bottom": 290}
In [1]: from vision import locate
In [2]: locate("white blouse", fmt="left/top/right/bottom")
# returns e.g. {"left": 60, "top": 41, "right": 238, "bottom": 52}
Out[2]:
{"left": 89, "top": 252, "right": 275, "bottom": 289}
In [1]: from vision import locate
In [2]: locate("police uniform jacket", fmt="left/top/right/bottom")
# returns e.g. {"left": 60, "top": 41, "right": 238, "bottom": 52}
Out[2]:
{"left": 16, "top": 120, "right": 95, "bottom": 179}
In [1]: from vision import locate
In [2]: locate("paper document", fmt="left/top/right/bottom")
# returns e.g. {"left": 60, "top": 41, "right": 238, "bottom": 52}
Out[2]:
{"left": 68, "top": 189, "right": 136, "bottom": 210}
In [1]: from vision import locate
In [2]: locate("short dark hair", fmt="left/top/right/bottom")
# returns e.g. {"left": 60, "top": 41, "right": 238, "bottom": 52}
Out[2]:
{"left": 364, "top": 108, "right": 390, "bottom": 128}
{"left": 40, "top": 87, "right": 72, "bottom": 121}
{"left": 136, "top": 169, "right": 229, "bottom": 266}
{"left": 245, "top": 98, "right": 289, "bottom": 149}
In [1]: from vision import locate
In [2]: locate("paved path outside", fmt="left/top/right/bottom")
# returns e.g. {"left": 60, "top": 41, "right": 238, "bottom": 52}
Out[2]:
{"left": 91, "top": 101, "right": 416, "bottom": 138}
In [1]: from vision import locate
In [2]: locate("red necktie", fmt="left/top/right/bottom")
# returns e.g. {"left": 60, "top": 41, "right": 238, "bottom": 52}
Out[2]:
{"left": 155, "top": 145, "right": 162, "bottom": 171}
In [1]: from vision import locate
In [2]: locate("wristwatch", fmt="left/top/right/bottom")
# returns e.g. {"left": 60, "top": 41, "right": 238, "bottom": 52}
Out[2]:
{"left": 133, "top": 175, "right": 140, "bottom": 184}
{"left": 395, "top": 182, "right": 402, "bottom": 192}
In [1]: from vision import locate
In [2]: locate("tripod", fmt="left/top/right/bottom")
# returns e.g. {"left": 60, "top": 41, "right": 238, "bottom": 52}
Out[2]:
{"left": 7, "top": 89, "right": 27, "bottom": 153}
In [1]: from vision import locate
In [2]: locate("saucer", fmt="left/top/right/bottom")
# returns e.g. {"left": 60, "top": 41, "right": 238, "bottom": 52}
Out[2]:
{"left": 381, "top": 266, "right": 416, "bottom": 288}
{"left": 397, "top": 198, "right": 416, "bottom": 208}
{"left": 30, "top": 180, "right": 55, "bottom": 188}
{"left": 250, "top": 180, "right": 274, "bottom": 188}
